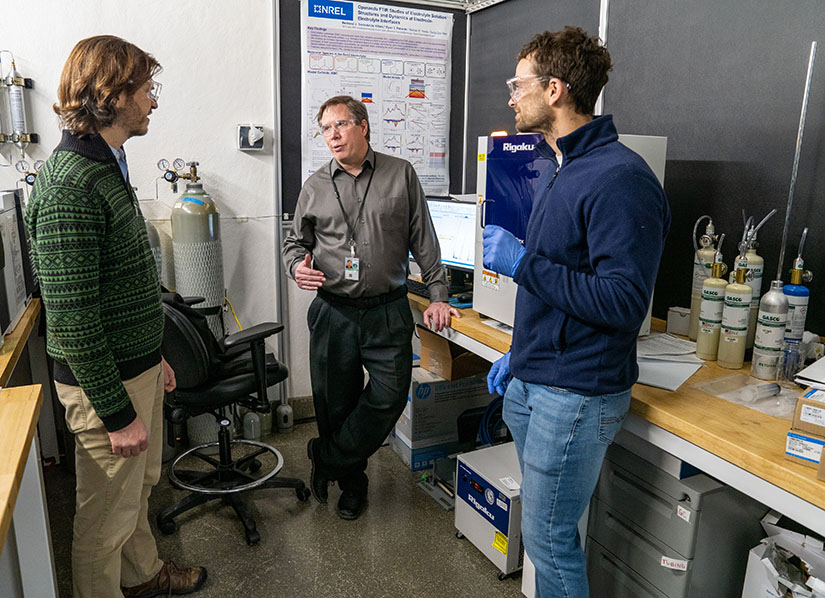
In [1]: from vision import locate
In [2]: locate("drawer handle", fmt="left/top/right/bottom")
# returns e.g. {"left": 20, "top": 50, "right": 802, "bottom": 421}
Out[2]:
{"left": 604, "top": 511, "right": 666, "bottom": 560}
{"left": 610, "top": 469, "right": 676, "bottom": 518}
{"left": 597, "top": 549, "right": 660, "bottom": 597}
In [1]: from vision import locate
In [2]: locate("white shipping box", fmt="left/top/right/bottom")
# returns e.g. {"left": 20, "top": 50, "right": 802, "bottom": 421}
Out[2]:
{"left": 741, "top": 511, "right": 825, "bottom": 598}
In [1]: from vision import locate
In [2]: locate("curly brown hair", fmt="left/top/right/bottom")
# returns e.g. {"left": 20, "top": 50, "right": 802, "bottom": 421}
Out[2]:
{"left": 518, "top": 27, "right": 612, "bottom": 116}
{"left": 54, "top": 35, "right": 161, "bottom": 136}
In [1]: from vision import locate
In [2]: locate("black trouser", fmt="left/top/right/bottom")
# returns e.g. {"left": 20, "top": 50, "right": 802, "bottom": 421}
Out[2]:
{"left": 308, "top": 286, "right": 413, "bottom": 494}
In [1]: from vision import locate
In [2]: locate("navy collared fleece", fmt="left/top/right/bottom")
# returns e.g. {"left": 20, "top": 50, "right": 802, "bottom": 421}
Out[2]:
{"left": 510, "top": 115, "right": 671, "bottom": 396}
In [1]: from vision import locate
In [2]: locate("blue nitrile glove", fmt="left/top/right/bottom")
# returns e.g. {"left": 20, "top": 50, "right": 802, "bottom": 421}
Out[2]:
{"left": 487, "top": 351, "right": 512, "bottom": 396}
{"left": 482, "top": 225, "right": 526, "bottom": 277}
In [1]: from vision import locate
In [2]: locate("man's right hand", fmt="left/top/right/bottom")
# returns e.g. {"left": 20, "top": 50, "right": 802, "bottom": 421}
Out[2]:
{"left": 108, "top": 416, "right": 149, "bottom": 458}
{"left": 295, "top": 254, "right": 326, "bottom": 291}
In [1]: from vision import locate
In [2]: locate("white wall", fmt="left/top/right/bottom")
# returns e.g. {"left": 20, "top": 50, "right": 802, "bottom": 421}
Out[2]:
{"left": 1, "top": 0, "right": 313, "bottom": 398}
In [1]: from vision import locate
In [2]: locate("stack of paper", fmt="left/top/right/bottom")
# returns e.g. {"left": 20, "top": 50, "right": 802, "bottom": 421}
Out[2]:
{"left": 795, "top": 358, "right": 825, "bottom": 390}
{"left": 636, "top": 333, "right": 703, "bottom": 391}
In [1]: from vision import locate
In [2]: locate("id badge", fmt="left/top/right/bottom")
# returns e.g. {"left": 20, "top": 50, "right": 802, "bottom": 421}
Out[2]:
{"left": 345, "top": 256, "right": 360, "bottom": 280}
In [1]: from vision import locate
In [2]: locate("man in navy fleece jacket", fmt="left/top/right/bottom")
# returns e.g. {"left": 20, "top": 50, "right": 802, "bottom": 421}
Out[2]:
{"left": 483, "top": 27, "right": 670, "bottom": 598}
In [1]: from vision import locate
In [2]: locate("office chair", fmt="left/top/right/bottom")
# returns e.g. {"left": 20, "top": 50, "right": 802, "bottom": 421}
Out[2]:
{"left": 156, "top": 293, "right": 310, "bottom": 546}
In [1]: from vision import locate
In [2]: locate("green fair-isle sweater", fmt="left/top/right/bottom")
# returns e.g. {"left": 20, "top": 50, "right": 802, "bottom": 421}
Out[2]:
{"left": 26, "top": 130, "right": 163, "bottom": 432}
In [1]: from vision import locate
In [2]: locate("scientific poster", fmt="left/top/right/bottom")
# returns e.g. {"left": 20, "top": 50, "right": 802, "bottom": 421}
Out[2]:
{"left": 301, "top": 0, "right": 453, "bottom": 194}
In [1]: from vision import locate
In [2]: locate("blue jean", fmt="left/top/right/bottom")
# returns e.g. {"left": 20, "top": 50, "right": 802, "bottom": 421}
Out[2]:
{"left": 503, "top": 377, "right": 631, "bottom": 598}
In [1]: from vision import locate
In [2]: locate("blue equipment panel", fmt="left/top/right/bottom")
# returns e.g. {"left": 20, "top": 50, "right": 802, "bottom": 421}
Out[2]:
{"left": 457, "top": 461, "right": 512, "bottom": 536}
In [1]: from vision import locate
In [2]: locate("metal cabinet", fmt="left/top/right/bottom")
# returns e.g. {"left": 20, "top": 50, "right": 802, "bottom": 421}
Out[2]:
{"left": 586, "top": 442, "right": 767, "bottom": 598}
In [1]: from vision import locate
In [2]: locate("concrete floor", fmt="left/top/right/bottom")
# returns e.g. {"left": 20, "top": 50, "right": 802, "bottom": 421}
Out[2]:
{"left": 45, "top": 421, "right": 524, "bottom": 598}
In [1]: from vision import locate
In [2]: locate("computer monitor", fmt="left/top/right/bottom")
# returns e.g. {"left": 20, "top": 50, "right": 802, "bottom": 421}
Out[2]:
{"left": 426, "top": 198, "right": 476, "bottom": 272}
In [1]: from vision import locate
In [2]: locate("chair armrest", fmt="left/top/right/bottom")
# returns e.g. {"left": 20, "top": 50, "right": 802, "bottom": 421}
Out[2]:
{"left": 223, "top": 322, "right": 284, "bottom": 347}
{"left": 161, "top": 293, "right": 205, "bottom": 307}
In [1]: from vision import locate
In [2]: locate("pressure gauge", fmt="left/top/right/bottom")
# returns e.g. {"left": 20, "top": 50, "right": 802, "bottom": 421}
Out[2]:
{"left": 173, "top": 158, "right": 185, "bottom": 171}
{"left": 157, "top": 159, "right": 169, "bottom": 171}
{"left": 33, "top": 160, "right": 44, "bottom": 171}
{"left": 15, "top": 159, "right": 29, "bottom": 173}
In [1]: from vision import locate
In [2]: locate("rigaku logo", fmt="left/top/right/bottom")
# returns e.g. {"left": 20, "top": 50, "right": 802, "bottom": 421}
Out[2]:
{"left": 501, "top": 142, "right": 535, "bottom": 153}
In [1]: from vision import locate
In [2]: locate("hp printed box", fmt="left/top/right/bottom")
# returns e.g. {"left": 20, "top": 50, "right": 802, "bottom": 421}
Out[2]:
{"left": 391, "top": 367, "right": 494, "bottom": 471}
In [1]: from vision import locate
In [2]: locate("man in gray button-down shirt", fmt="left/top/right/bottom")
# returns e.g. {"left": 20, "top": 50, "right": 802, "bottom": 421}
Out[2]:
{"left": 283, "top": 95, "right": 458, "bottom": 520}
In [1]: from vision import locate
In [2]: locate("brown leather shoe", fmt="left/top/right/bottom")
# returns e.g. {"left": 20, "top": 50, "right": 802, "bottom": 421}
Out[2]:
{"left": 122, "top": 561, "right": 207, "bottom": 597}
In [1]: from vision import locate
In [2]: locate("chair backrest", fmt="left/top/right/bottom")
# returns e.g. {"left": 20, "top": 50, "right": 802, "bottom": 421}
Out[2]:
{"left": 161, "top": 296, "right": 220, "bottom": 390}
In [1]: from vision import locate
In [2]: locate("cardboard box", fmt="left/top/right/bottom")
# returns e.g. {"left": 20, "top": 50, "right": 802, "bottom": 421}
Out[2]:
{"left": 785, "top": 428, "right": 825, "bottom": 469}
{"left": 417, "top": 325, "right": 489, "bottom": 381}
{"left": 741, "top": 511, "right": 825, "bottom": 598}
{"left": 392, "top": 367, "right": 494, "bottom": 470}
{"left": 390, "top": 429, "right": 455, "bottom": 471}
{"left": 794, "top": 388, "right": 825, "bottom": 437}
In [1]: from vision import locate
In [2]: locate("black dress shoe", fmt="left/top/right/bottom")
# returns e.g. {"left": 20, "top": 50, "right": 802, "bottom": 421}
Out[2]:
{"left": 306, "top": 438, "right": 329, "bottom": 503}
{"left": 337, "top": 489, "right": 367, "bottom": 520}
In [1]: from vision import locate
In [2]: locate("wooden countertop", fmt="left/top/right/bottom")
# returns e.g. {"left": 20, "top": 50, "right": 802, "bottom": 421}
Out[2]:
{"left": 409, "top": 294, "right": 825, "bottom": 510}
{"left": 409, "top": 293, "right": 512, "bottom": 354}
{"left": 0, "top": 299, "right": 41, "bottom": 386}
{"left": 0, "top": 385, "right": 44, "bottom": 554}
{"left": 0, "top": 299, "right": 45, "bottom": 555}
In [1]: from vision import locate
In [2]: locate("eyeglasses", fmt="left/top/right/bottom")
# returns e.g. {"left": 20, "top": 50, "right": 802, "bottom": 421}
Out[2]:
{"left": 147, "top": 80, "right": 162, "bottom": 102}
{"left": 506, "top": 74, "right": 569, "bottom": 101}
{"left": 320, "top": 119, "right": 357, "bottom": 137}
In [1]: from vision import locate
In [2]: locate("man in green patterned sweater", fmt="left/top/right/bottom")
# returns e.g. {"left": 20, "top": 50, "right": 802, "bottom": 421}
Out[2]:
{"left": 26, "top": 36, "right": 206, "bottom": 598}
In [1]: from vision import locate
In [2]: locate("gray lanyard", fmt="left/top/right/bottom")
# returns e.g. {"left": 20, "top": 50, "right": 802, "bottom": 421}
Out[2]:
{"left": 330, "top": 155, "right": 377, "bottom": 254}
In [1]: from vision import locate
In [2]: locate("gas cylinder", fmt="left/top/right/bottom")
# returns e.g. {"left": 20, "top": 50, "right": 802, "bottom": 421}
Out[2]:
{"left": 696, "top": 234, "right": 727, "bottom": 361}
{"left": 718, "top": 224, "right": 753, "bottom": 370}
{"left": 688, "top": 216, "right": 718, "bottom": 341}
{"left": 742, "top": 209, "right": 776, "bottom": 349}
{"left": 171, "top": 179, "right": 225, "bottom": 339}
{"left": 751, "top": 280, "right": 789, "bottom": 380}
{"left": 144, "top": 218, "right": 163, "bottom": 279}
{"left": 784, "top": 228, "right": 812, "bottom": 344}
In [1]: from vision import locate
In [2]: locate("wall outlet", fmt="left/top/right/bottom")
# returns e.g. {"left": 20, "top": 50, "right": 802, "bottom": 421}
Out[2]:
{"left": 237, "top": 125, "right": 265, "bottom": 151}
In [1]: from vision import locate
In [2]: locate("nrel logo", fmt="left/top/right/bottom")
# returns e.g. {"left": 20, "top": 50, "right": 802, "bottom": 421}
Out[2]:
{"left": 415, "top": 384, "right": 431, "bottom": 399}
{"left": 502, "top": 142, "right": 535, "bottom": 153}
{"left": 309, "top": 0, "right": 353, "bottom": 20}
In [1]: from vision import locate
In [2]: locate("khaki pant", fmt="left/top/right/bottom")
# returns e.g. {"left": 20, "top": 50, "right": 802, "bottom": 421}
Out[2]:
{"left": 56, "top": 364, "right": 164, "bottom": 598}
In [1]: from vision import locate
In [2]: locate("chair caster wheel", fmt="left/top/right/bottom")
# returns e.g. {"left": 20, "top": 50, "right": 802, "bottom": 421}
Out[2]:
{"left": 246, "top": 529, "right": 260, "bottom": 546}
{"left": 297, "top": 487, "right": 311, "bottom": 502}
{"left": 455, "top": 531, "right": 464, "bottom": 539}
{"left": 157, "top": 518, "right": 176, "bottom": 535}
{"left": 497, "top": 572, "right": 508, "bottom": 581}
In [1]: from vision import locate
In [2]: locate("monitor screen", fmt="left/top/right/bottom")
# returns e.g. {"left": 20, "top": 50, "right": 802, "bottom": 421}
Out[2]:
{"left": 426, "top": 199, "right": 476, "bottom": 272}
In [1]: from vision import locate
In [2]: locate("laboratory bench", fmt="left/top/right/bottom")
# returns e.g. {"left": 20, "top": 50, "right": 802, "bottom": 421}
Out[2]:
{"left": 408, "top": 294, "right": 825, "bottom": 538}
{"left": 0, "top": 298, "right": 59, "bottom": 597}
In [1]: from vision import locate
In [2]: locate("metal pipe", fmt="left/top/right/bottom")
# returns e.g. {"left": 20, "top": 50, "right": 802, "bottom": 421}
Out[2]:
{"left": 461, "top": 13, "right": 471, "bottom": 194}
{"left": 777, "top": 41, "right": 817, "bottom": 281}
{"left": 272, "top": 0, "right": 289, "bottom": 407}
